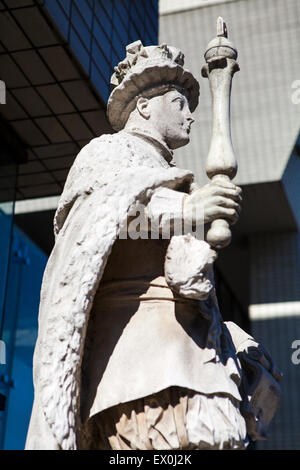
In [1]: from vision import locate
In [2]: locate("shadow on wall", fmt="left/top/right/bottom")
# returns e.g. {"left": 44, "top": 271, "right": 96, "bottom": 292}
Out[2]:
{"left": 250, "top": 231, "right": 300, "bottom": 305}
{"left": 252, "top": 316, "right": 300, "bottom": 450}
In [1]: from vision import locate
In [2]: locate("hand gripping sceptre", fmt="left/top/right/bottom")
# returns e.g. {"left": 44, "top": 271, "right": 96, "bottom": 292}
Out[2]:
{"left": 202, "top": 18, "right": 240, "bottom": 249}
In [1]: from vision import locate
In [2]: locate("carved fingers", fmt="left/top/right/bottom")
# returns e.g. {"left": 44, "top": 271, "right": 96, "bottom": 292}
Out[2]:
{"left": 183, "top": 181, "right": 242, "bottom": 225}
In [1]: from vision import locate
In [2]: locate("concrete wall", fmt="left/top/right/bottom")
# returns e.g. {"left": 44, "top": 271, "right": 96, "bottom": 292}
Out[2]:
{"left": 249, "top": 231, "right": 300, "bottom": 449}
{"left": 160, "top": 0, "right": 300, "bottom": 186}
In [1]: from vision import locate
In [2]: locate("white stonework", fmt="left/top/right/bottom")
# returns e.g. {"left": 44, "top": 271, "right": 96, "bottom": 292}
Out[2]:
{"left": 160, "top": 0, "right": 234, "bottom": 16}
{"left": 25, "top": 39, "right": 281, "bottom": 450}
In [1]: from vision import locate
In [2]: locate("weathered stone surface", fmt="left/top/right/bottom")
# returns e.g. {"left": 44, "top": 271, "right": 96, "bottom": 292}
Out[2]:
{"left": 25, "top": 37, "right": 281, "bottom": 451}
{"left": 165, "top": 235, "right": 216, "bottom": 300}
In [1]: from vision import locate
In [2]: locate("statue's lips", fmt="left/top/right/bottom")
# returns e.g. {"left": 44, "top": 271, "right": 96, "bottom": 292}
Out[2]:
{"left": 186, "top": 124, "right": 193, "bottom": 135}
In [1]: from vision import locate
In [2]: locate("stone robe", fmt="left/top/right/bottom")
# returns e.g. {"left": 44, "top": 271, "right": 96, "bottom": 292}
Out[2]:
{"left": 25, "top": 130, "right": 281, "bottom": 450}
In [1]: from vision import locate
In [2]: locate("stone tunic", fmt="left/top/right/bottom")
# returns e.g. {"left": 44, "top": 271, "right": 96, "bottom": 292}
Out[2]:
{"left": 80, "top": 236, "right": 243, "bottom": 424}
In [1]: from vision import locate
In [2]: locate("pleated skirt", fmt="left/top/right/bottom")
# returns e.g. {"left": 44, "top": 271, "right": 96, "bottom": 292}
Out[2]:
{"left": 82, "top": 386, "right": 247, "bottom": 450}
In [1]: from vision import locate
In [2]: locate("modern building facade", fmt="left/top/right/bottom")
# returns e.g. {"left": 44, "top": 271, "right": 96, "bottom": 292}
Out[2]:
{"left": 160, "top": 0, "right": 300, "bottom": 449}
{"left": 0, "top": 0, "right": 158, "bottom": 449}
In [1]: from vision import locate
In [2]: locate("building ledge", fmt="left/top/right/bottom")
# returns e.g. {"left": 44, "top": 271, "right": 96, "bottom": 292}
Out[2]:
{"left": 160, "top": 0, "right": 241, "bottom": 16}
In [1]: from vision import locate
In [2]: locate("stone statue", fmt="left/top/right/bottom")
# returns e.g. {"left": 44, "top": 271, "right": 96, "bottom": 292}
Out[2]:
{"left": 25, "top": 38, "right": 281, "bottom": 451}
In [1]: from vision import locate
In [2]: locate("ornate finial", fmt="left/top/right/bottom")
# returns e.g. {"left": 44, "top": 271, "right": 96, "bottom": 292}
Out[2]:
{"left": 202, "top": 18, "right": 239, "bottom": 249}
{"left": 202, "top": 17, "right": 238, "bottom": 66}
{"left": 217, "top": 17, "right": 228, "bottom": 38}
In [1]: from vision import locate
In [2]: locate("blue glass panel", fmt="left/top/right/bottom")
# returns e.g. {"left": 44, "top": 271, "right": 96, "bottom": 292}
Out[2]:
{"left": 129, "top": 14, "right": 142, "bottom": 44}
{"left": 43, "top": 0, "right": 158, "bottom": 100}
{"left": 91, "top": 39, "right": 111, "bottom": 82}
{"left": 112, "top": 7, "right": 128, "bottom": 46}
{"left": 73, "top": 0, "right": 93, "bottom": 28}
{"left": 1, "top": 227, "right": 47, "bottom": 450}
{"left": 91, "top": 63, "right": 110, "bottom": 103}
{"left": 0, "top": 162, "right": 16, "bottom": 340}
{"left": 94, "top": 0, "right": 111, "bottom": 39}
{"left": 0, "top": 208, "right": 13, "bottom": 324}
{"left": 144, "top": 32, "right": 153, "bottom": 47}
{"left": 145, "top": 14, "right": 157, "bottom": 44}
{"left": 71, "top": 3, "right": 92, "bottom": 51}
{"left": 99, "top": 0, "right": 113, "bottom": 19}
{"left": 57, "top": 0, "right": 71, "bottom": 17}
{"left": 69, "top": 26, "right": 90, "bottom": 73}
{"left": 93, "top": 20, "right": 111, "bottom": 64}
{"left": 112, "top": 33, "right": 125, "bottom": 61}
{"left": 44, "top": 0, "right": 69, "bottom": 39}
{"left": 111, "top": 50, "right": 119, "bottom": 69}
{"left": 58, "top": 0, "right": 71, "bottom": 17}
{"left": 150, "top": 0, "right": 159, "bottom": 16}
{"left": 114, "top": 0, "right": 130, "bottom": 28}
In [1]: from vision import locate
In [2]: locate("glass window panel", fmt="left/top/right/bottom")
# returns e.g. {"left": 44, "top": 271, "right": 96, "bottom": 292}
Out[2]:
{"left": 71, "top": 5, "right": 92, "bottom": 52}
{"left": 57, "top": 0, "right": 71, "bottom": 17}
{"left": 150, "top": 0, "right": 158, "bottom": 16}
{"left": 111, "top": 50, "right": 119, "bottom": 69}
{"left": 129, "top": 18, "right": 142, "bottom": 44}
{"left": 111, "top": 33, "right": 125, "bottom": 62}
{"left": 44, "top": 0, "right": 69, "bottom": 39}
{"left": 145, "top": 12, "right": 158, "bottom": 43}
{"left": 91, "top": 64, "right": 109, "bottom": 103}
{"left": 92, "top": 21, "right": 111, "bottom": 66}
{"left": 112, "top": 8, "right": 128, "bottom": 47}
{"left": 144, "top": 32, "right": 153, "bottom": 47}
{"left": 0, "top": 159, "right": 17, "bottom": 449}
{"left": 0, "top": 185, "right": 15, "bottom": 328}
{"left": 1, "top": 227, "right": 47, "bottom": 450}
{"left": 132, "top": 0, "right": 145, "bottom": 23}
{"left": 94, "top": 1, "right": 111, "bottom": 39}
{"left": 91, "top": 39, "right": 111, "bottom": 83}
{"left": 69, "top": 26, "right": 90, "bottom": 74}
{"left": 113, "top": 0, "right": 129, "bottom": 30}
{"left": 73, "top": 0, "right": 93, "bottom": 28}
{"left": 99, "top": 0, "right": 113, "bottom": 19}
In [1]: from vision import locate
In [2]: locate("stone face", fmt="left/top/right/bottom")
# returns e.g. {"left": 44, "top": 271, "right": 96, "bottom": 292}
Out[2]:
{"left": 25, "top": 39, "right": 281, "bottom": 450}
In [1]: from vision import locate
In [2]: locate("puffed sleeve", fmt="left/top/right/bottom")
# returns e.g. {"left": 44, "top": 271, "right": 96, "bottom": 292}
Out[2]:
{"left": 145, "top": 187, "right": 187, "bottom": 235}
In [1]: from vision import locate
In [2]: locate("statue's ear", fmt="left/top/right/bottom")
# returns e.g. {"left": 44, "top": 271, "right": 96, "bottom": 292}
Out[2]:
{"left": 136, "top": 97, "right": 150, "bottom": 119}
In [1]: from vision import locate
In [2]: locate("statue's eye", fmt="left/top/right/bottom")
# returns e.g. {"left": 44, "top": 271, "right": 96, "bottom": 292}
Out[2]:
{"left": 172, "top": 97, "right": 185, "bottom": 110}
{"left": 174, "top": 98, "right": 183, "bottom": 109}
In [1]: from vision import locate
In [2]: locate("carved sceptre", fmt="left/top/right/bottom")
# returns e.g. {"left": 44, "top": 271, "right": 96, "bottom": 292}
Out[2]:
{"left": 202, "top": 18, "right": 239, "bottom": 249}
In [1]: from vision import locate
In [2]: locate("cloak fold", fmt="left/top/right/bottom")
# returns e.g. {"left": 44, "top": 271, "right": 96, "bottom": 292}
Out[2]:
{"left": 26, "top": 132, "right": 194, "bottom": 450}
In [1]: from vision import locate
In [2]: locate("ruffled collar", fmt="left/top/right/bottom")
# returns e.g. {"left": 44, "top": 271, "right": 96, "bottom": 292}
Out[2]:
{"left": 124, "top": 127, "right": 176, "bottom": 166}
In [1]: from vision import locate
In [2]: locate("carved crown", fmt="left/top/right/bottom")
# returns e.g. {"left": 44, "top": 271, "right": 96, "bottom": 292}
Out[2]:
{"left": 110, "top": 41, "right": 185, "bottom": 88}
{"left": 107, "top": 40, "right": 199, "bottom": 131}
